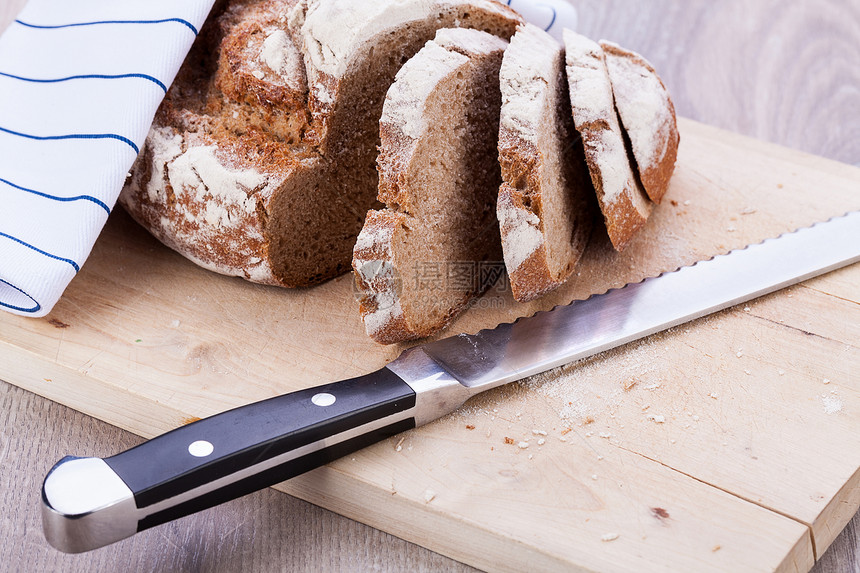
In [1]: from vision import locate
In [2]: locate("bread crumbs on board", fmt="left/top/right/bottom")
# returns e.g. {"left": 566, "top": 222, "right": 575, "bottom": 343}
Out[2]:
{"left": 821, "top": 395, "right": 843, "bottom": 414}
{"left": 525, "top": 336, "right": 667, "bottom": 426}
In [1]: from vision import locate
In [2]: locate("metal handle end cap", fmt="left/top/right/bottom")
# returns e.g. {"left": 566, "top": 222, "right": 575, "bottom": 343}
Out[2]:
{"left": 42, "top": 456, "right": 137, "bottom": 553}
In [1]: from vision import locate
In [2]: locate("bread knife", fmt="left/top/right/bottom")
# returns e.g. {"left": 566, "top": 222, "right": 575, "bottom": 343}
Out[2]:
{"left": 42, "top": 211, "right": 860, "bottom": 553}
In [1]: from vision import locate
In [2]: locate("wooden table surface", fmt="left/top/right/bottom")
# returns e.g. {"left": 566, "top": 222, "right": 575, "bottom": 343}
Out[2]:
{"left": 1, "top": 1, "right": 858, "bottom": 571}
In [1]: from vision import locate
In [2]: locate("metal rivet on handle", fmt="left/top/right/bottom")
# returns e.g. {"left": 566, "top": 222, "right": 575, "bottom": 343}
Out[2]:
{"left": 188, "top": 440, "right": 214, "bottom": 457}
{"left": 311, "top": 393, "right": 336, "bottom": 407}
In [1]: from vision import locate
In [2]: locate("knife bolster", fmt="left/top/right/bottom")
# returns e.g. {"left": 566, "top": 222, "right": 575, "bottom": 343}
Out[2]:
{"left": 388, "top": 347, "right": 472, "bottom": 426}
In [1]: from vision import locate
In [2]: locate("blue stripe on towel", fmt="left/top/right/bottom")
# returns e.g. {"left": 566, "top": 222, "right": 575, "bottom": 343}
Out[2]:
{"left": 0, "top": 177, "right": 111, "bottom": 215}
{"left": 0, "top": 231, "right": 80, "bottom": 272}
{"left": 506, "top": 1, "right": 558, "bottom": 32}
{"left": 539, "top": 4, "right": 557, "bottom": 31}
{"left": 15, "top": 17, "right": 198, "bottom": 36}
{"left": 0, "top": 278, "right": 41, "bottom": 313}
{"left": 0, "top": 70, "right": 167, "bottom": 92}
{"left": 0, "top": 125, "right": 139, "bottom": 154}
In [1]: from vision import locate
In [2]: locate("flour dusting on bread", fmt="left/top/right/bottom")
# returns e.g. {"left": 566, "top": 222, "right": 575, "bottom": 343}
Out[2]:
{"left": 497, "top": 194, "right": 544, "bottom": 272}
{"left": 382, "top": 42, "right": 469, "bottom": 140}
{"left": 564, "top": 30, "right": 652, "bottom": 252}
{"left": 260, "top": 30, "right": 305, "bottom": 90}
{"left": 564, "top": 32, "right": 631, "bottom": 205}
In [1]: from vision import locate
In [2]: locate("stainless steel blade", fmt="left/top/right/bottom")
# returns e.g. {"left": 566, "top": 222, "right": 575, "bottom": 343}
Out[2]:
{"left": 421, "top": 211, "right": 860, "bottom": 392}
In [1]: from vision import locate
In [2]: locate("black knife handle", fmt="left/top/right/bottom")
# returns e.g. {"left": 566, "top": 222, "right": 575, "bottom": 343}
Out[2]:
{"left": 41, "top": 367, "right": 417, "bottom": 553}
{"left": 110, "top": 367, "right": 415, "bottom": 513}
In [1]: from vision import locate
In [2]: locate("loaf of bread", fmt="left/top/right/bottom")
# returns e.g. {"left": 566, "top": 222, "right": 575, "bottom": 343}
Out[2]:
{"left": 352, "top": 28, "right": 509, "bottom": 344}
{"left": 121, "top": 0, "right": 521, "bottom": 287}
{"left": 497, "top": 23, "right": 595, "bottom": 303}
{"left": 120, "top": 0, "right": 680, "bottom": 345}
{"left": 563, "top": 30, "right": 652, "bottom": 252}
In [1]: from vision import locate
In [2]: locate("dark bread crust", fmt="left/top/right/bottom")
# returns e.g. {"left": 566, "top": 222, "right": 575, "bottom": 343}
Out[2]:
{"left": 216, "top": 2, "right": 307, "bottom": 115}
{"left": 599, "top": 186, "right": 651, "bottom": 251}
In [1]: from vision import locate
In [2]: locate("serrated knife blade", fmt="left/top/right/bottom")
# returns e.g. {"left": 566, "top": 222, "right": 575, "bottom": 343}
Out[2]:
{"left": 421, "top": 211, "right": 860, "bottom": 391}
{"left": 42, "top": 211, "right": 860, "bottom": 553}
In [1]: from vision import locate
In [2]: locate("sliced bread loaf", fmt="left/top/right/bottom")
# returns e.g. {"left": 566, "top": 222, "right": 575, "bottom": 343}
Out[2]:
{"left": 563, "top": 30, "right": 652, "bottom": 252}
{"left": 352, "top": 28, "right": 509, "bottom": 344}
{"left": 600, "top": 41, "right": 679, "bottom": 204}
{"left": 497, "top": 23, "right": 595, "bottom": 302}
{"left": 121, "top": 0, "right": 521, "bottom": 287}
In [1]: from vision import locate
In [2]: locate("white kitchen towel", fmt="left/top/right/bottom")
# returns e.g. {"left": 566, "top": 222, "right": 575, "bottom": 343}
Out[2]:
{"left": 0, "top": 0, "right": 576, "bottom": 318}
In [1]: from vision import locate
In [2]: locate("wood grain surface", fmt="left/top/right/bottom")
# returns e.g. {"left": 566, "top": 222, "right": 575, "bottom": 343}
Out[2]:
{"left": 1, "top": 1, "right": 858, "bottom": 572}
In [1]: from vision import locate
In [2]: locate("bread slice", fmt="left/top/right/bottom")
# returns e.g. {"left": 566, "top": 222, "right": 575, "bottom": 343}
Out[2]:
{"left": 600, "top": 41, "right": 678, "bottom": 204}
{"left": 121, "top": 0, "right": 521, "bottom": 287}
{"left": 563, "top": 30, "right": 652, "bottom": 252}
{"left": 497, "top": 23, "right": 595, "bottom": 302}
{"left": 353, "top": 28, "right": 509, "bottom": 344}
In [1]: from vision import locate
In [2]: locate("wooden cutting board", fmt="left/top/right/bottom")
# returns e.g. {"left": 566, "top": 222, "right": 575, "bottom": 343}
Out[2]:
{"left": 1, "top": 119, "right": 858, "bottom": 572}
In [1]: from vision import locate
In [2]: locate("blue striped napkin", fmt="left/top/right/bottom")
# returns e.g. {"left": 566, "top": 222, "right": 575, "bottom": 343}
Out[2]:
{"left": 0, "top": 0, "right": 575, "bottom": 318}
{"left": 0, "top": 0, "right": 215, "bottom": 317}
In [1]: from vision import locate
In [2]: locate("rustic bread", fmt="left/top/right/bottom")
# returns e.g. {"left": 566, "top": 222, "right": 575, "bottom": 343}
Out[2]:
{"left": 497, "top": 23, "right": 595, "bottom": 303}
{"left": 121, "top": 0, "right": 521, "bottom": 287}
{"left": 563, "top": 30, "right": 652, "bottom": 252}
{"left": 600, "top": 41, "right": 678, "bottom": 204}
{"left": 352, "top": 28, "right": 509, "bottom": 344}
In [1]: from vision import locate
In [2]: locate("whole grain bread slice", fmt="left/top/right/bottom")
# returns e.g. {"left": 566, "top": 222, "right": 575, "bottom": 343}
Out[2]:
{"left": 563, "top": 30, "right": 652, "bottom": 252}
{"left": 353, "top": 28, "right": 509, "bottom": 344}
{"left": 497, "top": 23, "right": 595, "bottom": 302}
{"left": 600, "top": 41, "right": 679, "bottom": 204}
{"left": 122, "top": 0, "right": 521, "bottom": 288}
